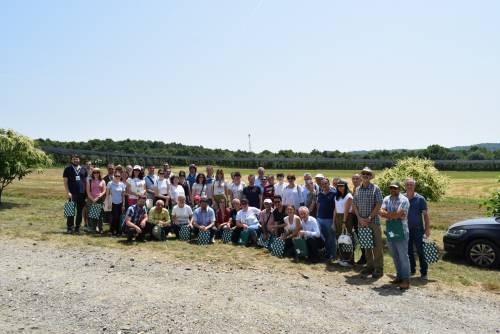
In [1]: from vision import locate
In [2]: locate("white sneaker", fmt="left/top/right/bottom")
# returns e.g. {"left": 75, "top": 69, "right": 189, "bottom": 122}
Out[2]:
{"left": 339, "top": 260, "right": 352, "bottom": 267}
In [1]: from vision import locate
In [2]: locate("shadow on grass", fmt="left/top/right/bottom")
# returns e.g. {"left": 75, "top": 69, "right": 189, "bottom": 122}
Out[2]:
{"left": 0, "top": 201, "right": 29, "bottom": 210}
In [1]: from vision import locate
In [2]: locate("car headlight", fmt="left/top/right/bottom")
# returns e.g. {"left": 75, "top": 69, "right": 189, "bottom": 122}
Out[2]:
{"left": 446, "top": 228, "right": 467, "bottom": 237}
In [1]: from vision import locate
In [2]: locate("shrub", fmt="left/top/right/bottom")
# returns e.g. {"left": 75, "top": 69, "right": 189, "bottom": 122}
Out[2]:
{"left": 374, "top": 157, "right": 450, "bottom": 201}
{"left": 482, "top": 177, "right": 500, "bottom": 217}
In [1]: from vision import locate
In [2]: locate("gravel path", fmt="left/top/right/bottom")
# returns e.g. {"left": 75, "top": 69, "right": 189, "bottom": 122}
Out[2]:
{"left": 1, "top": 238, "right": 499, "bottom": 334}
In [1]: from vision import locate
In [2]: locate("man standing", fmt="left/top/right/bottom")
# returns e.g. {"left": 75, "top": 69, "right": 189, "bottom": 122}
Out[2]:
{"left": 103, "top": 163, "right": 115, "bottom": 185}
{"left": 144, "top": 165, "right": 158, "bottom": 201}
{"left": 274, "top": 173, "right": 287, "bottom": 197}
{"left": 192, "top": 198, "right": 216, "bottom": 241}
{"left": 229, "top": 172, "right": 245, "bottom": 201}
{"left": 297, "top": 207, "right": 323, "bottom": 263}
{"left": 124, "top": 195, "right": 149, "bottom": 242}
{"left": 255, "top": 166, "right": 266, "bottom": 193}
{"left": 352, "top": 167, "right": 383, "bottom": 278}
{"left": 404, "top": 178, "right": 431, "bottom": 280}
{"left": 316, "top": 178, "right": 337, "bottom": 261}
{"left": 63, "top": 154, "right": 88, "bottom": 234}
{"left": 243, "top": 175, "right": 262, "bottom": 209}
{"left": 205, "top": 166, "right": 215, "bottom": 205}
{"left": 187, "top": 164, "right": 198, "bottom": 189}
{"left": 380, "top": 181, "right": 411, "bottom": 289}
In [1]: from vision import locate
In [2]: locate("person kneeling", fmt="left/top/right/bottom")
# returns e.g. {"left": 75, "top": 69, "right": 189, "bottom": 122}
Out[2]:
{"left": 192, "top": 197, "right": 216, "bottom": 242}
{"left": 124, "top": 195, "right": 149, "bottom": 242}
{"left": 236, "top": 198, "right": 261, "bottom": 246}
{"left": 148, "top": 199, "right": 171, "bottom": 241}
{"left": 297, "top": 206, "right": 324, "bottom": 263}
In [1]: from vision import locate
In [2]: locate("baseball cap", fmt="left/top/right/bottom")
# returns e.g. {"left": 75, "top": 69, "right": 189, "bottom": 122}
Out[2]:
{"left": 389, "top": 180, "right": 401, "bottom": 188}
{"left": 263, "top": 198, "right": 272, "bottom": 204}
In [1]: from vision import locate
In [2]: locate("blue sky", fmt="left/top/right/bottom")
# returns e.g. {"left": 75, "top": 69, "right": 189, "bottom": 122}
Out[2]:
{"left": 1, "top": 0, "right": 499, "bottom": 153}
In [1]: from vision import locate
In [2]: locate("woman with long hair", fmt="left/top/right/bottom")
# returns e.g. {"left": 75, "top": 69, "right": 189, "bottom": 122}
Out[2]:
{"left": 126, "top": 165, "right": 146, "bottom": 207}
{"left": 334, "top": 180, "right": 354, "bottom": 266}
{"left": 86, "top": 168, "right": 106, "bottom": 233}
{"left": 154, "top": 168, "right": 170, "bottom": 206}
{"left": 191, "top": 173, "right": 207, "bottom": 203}
{"left": 106, "top": 171, "right": 126, "bottom": 237}
{"left": 211, "top": 169, "right": 229, "bottom": 210}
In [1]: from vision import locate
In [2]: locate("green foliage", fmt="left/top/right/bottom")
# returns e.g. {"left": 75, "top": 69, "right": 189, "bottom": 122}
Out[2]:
{"left": 481, "top": 177, "right": 500, "bottom": 217}
{"left": 375, "top": 157, "right": 450, "bottom": 202}
{"left": 0, "top": 129, "right": 52, "bottom": 204}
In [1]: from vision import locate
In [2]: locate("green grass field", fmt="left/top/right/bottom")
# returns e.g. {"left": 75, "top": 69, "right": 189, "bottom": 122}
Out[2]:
{"left": 1, "top": 167, "right": 499, "bottom": 292}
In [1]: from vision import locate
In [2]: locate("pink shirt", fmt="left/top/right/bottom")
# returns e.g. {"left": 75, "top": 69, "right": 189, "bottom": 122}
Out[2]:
{"left": 90, "top": 179, "right": 104, "bottom": 198}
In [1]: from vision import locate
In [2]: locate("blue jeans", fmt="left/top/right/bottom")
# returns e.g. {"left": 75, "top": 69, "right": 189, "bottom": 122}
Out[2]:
{"left": 317, "top": 218, "right": 336, "bottom": 259}
{"left": 408, "top": 228, "right": 428, "bottom": 276}
{"left": 387, "top": 234, "right": 411, "bottom": 280}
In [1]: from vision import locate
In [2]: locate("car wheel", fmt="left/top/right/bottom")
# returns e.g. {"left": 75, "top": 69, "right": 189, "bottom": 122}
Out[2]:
{"left": 466, "top": 239, "right": 499, "bottom": 268}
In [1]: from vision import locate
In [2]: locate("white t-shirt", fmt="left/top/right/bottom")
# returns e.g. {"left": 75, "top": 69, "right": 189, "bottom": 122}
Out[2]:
{"left": 229, "top": 182, "right": 245, "bottom": 200}
{"left": 282, "top": 185, "right": 303, "bottom": 210}
{"left": 274, "top": 182, "right": 287, "bottom": 197}
{"left": 169, "top": 185, "right": 185, "bottom": 204}
{"left": 236, "top": 207, "right": 261, "bottom": 227}
{"left": 172, "top": 205, "right": 193, "bottom": 225}
{"left": 191, "top": 183, "right": 207, "bottom": 198}
{"left": 335, "top": 193, "right": 353, "bottom": 214}
{"left": 213, "top": 180, "right": 228, "bottom": 196}
{"left": 155, "top": 178, "right": 169, "bottom": 195}
{"left": 127, "top": 178, "right": 146, "bottom": 199}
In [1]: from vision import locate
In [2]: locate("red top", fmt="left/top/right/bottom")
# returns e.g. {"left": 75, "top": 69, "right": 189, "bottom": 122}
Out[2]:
{"left": 216, "top": 208, "right": 231, "bottom": 227}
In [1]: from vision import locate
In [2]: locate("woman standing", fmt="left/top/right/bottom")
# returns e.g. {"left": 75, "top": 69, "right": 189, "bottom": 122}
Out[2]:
{"left": 127, "top": 165, "right": 146, "bottom": 207}
{"left": 211, "top": 169, "right": 229, "bottom": 210}
{"left": 191, "top": 173, "right": 207, "bottom": 203}
{"left": 86, "top": 168, "right": 106, "bottom": 233}
{"left": 154, "top": 169, "right": 170, "bottom": 206}
{"left": 106, "top": 172, "right": 126, "bottom": 236}
{"left": 178, "top": 171, "right": 192, "bottom": 206}
{"left": 168, "top": 175, "right": 185, "bottom": 209}
{"left": 282, "top": 174, "right": 303, "bottom": 210}
{"left": 333, "top": 180, "right": 354, "bottom": 265}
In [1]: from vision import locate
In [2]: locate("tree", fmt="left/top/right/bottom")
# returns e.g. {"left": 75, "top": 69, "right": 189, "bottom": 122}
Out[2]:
{"left": 374, "top": 157, "right": 450, "bottom": 201}
{"left": 0, "top": 129, "right": 52, "bottom": 205}
{"left": 482, "top": 177, "right": 500, "bottom": 217}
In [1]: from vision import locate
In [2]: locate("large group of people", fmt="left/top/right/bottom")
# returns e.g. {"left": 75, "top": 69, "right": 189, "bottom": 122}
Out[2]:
{"left": 63, "top": 154, "right": 432, "bottom": 290}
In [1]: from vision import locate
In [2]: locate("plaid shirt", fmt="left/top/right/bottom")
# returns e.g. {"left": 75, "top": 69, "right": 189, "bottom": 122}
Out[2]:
{"left": 126, "top": 204, "right": 147, "bottom": 225}
{"left": 353, "top": 183, "right": 383, "bottom": 225}
{"left": 381, "top": 194, "right": 410, "bottom": 230}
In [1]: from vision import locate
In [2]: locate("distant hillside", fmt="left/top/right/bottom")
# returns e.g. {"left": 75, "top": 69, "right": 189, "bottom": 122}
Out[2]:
{"left": 450, "top": 143, "right": 500, "bottom": 152}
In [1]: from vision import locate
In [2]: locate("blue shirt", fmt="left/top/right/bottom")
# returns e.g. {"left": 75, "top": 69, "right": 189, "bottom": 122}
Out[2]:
{"left": 193, "top": 207, "right": 215, "bottom": 227}
{"left": 405, "top": 193, "right": 428, "bottom": 230}
{"left": 187, "top": 173, "right": 197, "bottom": 189}
{"left": 126, "top": 204, "right": 147, "bottom": 225}
{"left": 144, "top": 174, "right": 158, "bottom": 199}
{"left": 317, "top": 190, "right": 337, "bottom": 219}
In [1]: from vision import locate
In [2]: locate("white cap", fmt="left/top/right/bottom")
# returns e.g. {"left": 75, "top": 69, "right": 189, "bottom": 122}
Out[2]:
{"left": 263, "top": 198, "right": 272, "bottom": 204}
{"left": 315, "top": 173, "right": 325, "bottom": 179}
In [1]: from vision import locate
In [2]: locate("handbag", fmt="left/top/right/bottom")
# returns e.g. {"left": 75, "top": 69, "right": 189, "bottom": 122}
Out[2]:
{"left": 270, "top": 238, "right": 286, "bottom": 257}
{"left": 357, "top": 227, "right": 374, "bottom": 249}
{"left": 293, "top": 238, "right": 309, "bottom": 258}
{"left": 338, "top": 227, "right": 354, "bottom": 254}
{"left": 103, "top": 195, "right": 112, "bottom": 212}
{"left": 423, "top": 238, "right": 439, "bottom": 264}
{"left": 238, "top": 230, "right": 250, "bottom": 246}
{"left": 152, "top": 225, "right": 163, "bottom": 241}
{"left": 64, "top": 200, "right": 75, "bottom": 217}
{"left": 222, "top": 228, "right": 233, "bottom": 244}
{"left": 385, "top": 219, "right": 405, "bottom": 241}
{"left": 88, "top": 203, "right": 103, "bottom": 219}
{"left": 197, "top": 230, "right": 211, "bottom": 245}
{"left": 257, "top": 234, "right": 269, "bottom": 248}
{"left": 179, "top": 225, "right": 191, "bottom": 241}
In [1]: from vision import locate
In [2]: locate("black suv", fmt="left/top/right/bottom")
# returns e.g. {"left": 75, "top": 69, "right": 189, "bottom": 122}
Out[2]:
{"left": 443, "top": 217, "right": 500, "bottom": 268}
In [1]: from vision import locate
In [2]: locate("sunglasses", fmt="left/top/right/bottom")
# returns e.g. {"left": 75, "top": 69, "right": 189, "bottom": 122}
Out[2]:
{"left": 287, "top": 178, "right": 294, "bottom": 180}
{"left": 158, "top": 172, "right": 165, "bottom": 175}
{"left": 361, "top": 173, "right": 371, "bottom": 176}
{"left": 114, "top": 175, "right": 121, "bottom": 178}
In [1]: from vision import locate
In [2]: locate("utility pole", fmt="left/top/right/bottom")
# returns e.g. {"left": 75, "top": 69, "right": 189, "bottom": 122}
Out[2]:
{"left": 248, "top": 133, "right": 252, "bottom": 152}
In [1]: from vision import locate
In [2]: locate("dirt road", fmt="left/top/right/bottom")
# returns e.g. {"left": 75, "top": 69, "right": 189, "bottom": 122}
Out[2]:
{"left": 0, "top": 238, "right": 499, "bottom": 333}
